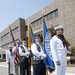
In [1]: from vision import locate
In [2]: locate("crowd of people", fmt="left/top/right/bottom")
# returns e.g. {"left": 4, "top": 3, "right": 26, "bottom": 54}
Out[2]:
{"left": 6, "top": 38, "right": 30, "bottom": 75}
{"left": 6, "top": 25, "right": 72, "bottom": 75}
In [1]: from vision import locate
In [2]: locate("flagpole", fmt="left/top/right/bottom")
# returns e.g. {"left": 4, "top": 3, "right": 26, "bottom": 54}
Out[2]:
{"left": 42, "top": 8, "right": 48, "bottom": 75}
{"left": 8, "top": 58, "right": 10, "bottom": 75}
{"left": 42, "top": 8, "right": 45, "bottom": 45}
{"left": 27, "top": 19, "right": 31, "bottom": 75}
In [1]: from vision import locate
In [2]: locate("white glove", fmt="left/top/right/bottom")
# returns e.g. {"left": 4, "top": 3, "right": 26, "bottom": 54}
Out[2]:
{"left": 41, "top": 54, "right": 46, "bottom": 58}
{"left": 28, "top": 47, "right": 31, "bottom": 51}
{"left": 26, "top": 52, "right": 30, "bottom": 55}
{"left": 25, "top": 52, "right": 30, "bottom": 58}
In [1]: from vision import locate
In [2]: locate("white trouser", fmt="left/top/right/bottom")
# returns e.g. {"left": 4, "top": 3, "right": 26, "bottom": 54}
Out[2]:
{"left": 54, "top": 57, "right": 67, "bottom": 75}
{"left": 15, "top": 64, "right": 20, "bottom": 75}
{"left": 10, "top": 61, "right": 15, "bottom": 74}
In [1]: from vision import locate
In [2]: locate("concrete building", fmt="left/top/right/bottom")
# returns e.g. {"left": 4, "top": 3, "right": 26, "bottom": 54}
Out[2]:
{"left": 0, "top": 18, "right": 27, "bottom": 58}
{"left": 0, "top": 0, "right": 75, "bottom": 58}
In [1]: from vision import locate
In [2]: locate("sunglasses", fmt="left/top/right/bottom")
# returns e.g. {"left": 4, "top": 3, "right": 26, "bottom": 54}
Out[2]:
{"left": 36, "top": 37, "right": 40, "bottom": 39}
{"left": 57, "top": 29, "right": 63, "bottom": 31}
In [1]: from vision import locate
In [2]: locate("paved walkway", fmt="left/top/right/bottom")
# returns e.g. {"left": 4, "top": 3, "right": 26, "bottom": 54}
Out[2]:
{"left": 0, "top": 62, "right": 8, "bottom": 67}
{"left": 0, "top": 62, "right": 75, "bottom": 75}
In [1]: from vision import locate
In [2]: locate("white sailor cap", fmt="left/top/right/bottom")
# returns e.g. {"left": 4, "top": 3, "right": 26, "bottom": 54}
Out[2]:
{"left": 19, "top": 40, "right": 22, "bottom": 42}
{"left": 16, "top": 40, "right": 20, "bottom": 43}
{"left": 8, "top": 45, "right": 12, "bottom": 48}
{"left": 54, "top": 25, "right": 64, "bottom": 30}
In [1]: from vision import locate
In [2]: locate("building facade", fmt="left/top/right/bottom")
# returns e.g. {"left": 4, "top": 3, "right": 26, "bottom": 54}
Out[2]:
{"left": 0, "top": 0, "right": 75, "bottom": 58}
{"left": 0, "top": 18, "right": 27, "bottom": 58}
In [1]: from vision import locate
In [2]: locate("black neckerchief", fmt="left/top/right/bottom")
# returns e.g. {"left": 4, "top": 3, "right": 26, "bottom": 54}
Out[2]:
{"left": 20, "top": 46, "right": 26, "bottom": 53}
{"left": 10, "top": 49, "right": 13, "bottom": 56}
{"left": 36, "top": 43, "right": 41, "bottom": 52}
{"left": 57, "top": 35, "right": 66, "bottom": 47}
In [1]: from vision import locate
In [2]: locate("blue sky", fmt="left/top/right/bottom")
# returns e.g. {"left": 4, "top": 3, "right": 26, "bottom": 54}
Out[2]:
{"left": 0, "top": 0, "right": 53, "bottom": 32}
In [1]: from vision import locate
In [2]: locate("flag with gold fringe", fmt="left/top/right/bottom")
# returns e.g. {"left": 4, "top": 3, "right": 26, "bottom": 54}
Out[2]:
{"left": 27, "top": 24, "right": 35, "bottom": 57}
{"left": 27, "top": 24, "right": 35, "bottom": 47}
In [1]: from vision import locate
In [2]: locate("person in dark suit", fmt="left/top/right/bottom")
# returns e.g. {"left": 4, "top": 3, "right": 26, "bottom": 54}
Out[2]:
{"left": 19, "top": 38, "right": 30, "bottom": 75}
{"left": 31, "top": 34, "right": 46, "bottom": 75}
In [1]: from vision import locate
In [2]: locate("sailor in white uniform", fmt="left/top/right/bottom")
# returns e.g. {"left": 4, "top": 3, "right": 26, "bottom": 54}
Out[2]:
{"left": 31, "top": 34, "right": 46, "bottom": 75}
{"left": 6, "top": 45, "right": 15, "bottom": 75}
{"left": 50, "top": 25, "right": 72, "bottom": 75}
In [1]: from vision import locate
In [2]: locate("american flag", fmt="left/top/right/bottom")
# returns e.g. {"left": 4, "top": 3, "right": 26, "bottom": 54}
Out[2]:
{"left": 9, "top": 26, "right": 19, "bottom": 65}
{"left": 14, "top": 49, "right": 20, "bottom": 64}
{"left": 13, "top": 46, "right": 20, "bottom": 65}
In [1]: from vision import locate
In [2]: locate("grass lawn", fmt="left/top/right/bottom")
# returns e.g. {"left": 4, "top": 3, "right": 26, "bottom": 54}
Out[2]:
{"left": 0, "top": 59, "right": 6, "bottom": 62}
{"left": 67, "top": 64, "right": 75, "bottom": 67}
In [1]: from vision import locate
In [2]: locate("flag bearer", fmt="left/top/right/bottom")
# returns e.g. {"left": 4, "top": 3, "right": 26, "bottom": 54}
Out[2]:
{"left": 31, "top": 34, "right": 46, "bottom": 75}
{"left": 19, "top": 38, "right": 30, "bottom": 75}
{"left": 6, "top": 45, "right": 15, "bottom": 75}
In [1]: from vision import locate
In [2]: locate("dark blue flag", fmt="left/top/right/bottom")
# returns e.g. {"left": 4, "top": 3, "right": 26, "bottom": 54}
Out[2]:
{"left": 43, "top": 18, "right": 55, "bottom": 73}
{"left": 9, "top": 26, "right": 15, "bottom": 42}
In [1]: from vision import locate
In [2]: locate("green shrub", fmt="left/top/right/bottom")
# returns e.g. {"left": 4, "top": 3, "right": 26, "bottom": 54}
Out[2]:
{"left": 0, "top": 59, "right": 6, "bottom": 62}
{"left": 67, "top": 46, "right": 75, "bottom": 56}
{"left": 67, "top": 64, "right": 75, "bottom": 67}
{"left": 72, "top": 46, "right": 75, "bottom": 56}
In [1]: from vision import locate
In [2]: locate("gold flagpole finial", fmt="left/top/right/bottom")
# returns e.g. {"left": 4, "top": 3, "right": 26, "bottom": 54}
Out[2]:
{"left": 42, "top": 8, "right": 45, "bottom": 18}
{"left": 50, "top": 23, "right": 54, "bottom": 28}
{"left": 28, "top": 19, "right": 30, "bottom": 25}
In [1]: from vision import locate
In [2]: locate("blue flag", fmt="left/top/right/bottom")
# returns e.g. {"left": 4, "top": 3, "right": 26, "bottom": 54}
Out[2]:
{"left": 43, "top": 18, "right": 55, "bottom": 73}
{"left": 9, "top": 26, "right": 15, "bottom": 42}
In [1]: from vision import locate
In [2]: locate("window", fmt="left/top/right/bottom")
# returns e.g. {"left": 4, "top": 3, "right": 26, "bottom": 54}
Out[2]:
{"left": 48, "top": 14, "right": 52, "bottom": 21}
{"left": 34, "top": 21, "right": 38, "bottom": 27}
{"left": 47, "top": 9, "right": 58, "bottom": 21}
{"left": 31, "top": 9, "right": 58, "bottom": 28}
{"left": 2, "top": 43, "right": 10, "bottom": 49}
{"left": 32, "top": 23, "right": 34, "bottom": 28}
{"left": 51, "top": 11, "right": 56, "bottom": 19}
{"left": 37, "top": 19, "right": 41, "bottom": 26}
{"left": 55, "top": 9, "right": 58, "bottom": 17}
{"left": 12, "top": 27, "right": 18, "bottom": 35}
{"left": 51, "top": 9, "right": 58, "bottom": 19}
{"left": 45, "top": 16, "right": 48, "bottom": 22}
{"left": 31, "top": 18, "right": 43, "bottom": 27}
{"left": 40, "top": 18, "right": 43, "bottom": 24}
{"left": 1, "top": 33, "right": 9, "bottom": 41}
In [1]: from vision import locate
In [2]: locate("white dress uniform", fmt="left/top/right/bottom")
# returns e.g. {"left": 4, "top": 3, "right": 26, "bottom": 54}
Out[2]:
{"left": 6, "top": 50, "right": 15, "bottom": 74}
{"left": 50, "top": 35, "right": 68, "bottom": 75}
